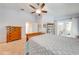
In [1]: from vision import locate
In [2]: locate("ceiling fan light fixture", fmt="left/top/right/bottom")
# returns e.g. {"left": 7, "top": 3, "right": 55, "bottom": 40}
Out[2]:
{"left": 29, "top": 3, "right": 47, "bottom": 16}
{"left": 36, "top": 9, "right": 41, "bottom": 14}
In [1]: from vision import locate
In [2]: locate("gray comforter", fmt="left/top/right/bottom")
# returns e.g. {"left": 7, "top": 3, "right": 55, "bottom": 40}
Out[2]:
{"left": 27, "top": 34, "right": 79, "bottom": 55}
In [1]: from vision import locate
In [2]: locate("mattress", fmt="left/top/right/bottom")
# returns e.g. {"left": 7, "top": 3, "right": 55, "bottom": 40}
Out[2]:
{"left": 28, "top": 34, "right": 79, "bottom": 55}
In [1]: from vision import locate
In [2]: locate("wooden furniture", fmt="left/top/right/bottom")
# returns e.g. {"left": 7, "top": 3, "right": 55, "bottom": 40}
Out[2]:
{"left": 6, "top": 26, "right": 21, "bottom": 42}
{"left": 26, "top": 32, "right": 45, "bottom": 41}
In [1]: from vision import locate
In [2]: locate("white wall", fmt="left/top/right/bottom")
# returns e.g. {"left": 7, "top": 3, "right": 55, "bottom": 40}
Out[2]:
{"left": 77, "top": 18, "right": 79, "bottom": 35}
{"left": 38, "top": 14, "right": 55, "bottom": 33}
{"left": 40, "top": 13, "right": 79, "bottom": 38}
{"left": 0, "top": 5, "right": 35, "bottom": 42}
{"left": 71, "top": 18, "right": 78, "bottom": 38}
{"left": 72, "top": 17, "right": 79, "bottom": 37}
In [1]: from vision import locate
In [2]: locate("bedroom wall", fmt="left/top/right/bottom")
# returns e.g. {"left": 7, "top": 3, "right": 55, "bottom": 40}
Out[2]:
{"left": 71, "top": 18, "right": 78, "bottom": 38}
{"left": 77, "top": 18, "right": 79, "bottom": 35}
{"left": 41, "top": 14, "right": 79, "bottom": 38}
{"left": 73, "top": 17, "right": 79, "bottom": 37}
{"left": 0, "top": 5, "right": 35, "bottom": 42}
{"left": 38, "top": 14, "right": 55, "bottom": 33}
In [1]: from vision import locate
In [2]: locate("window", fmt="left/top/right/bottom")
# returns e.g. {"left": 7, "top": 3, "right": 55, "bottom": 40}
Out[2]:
{"left": 57, "top": 21, "right": 72, "bottom": 36}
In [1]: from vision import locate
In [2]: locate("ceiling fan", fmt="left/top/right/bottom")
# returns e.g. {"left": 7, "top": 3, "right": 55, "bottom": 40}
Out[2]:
{"left": 29, "top": 3, "right": 47, "bottom": 16}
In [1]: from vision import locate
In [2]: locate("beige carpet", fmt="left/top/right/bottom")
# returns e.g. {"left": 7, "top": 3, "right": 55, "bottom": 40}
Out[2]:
{"left": 0, "top": 37, "right": 26, "bottom": 55}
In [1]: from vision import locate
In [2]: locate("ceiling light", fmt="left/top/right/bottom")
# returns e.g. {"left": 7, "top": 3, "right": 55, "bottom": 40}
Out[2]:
{"left": 36, "top": 9, "right": 41, "bottom": 14}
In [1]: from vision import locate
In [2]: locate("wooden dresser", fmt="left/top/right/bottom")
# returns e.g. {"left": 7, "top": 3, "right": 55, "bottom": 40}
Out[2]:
{"left": 6, "top": 26, "right": 21, "bottom": 42}
{"left": 26, "top": 32, "right": 45, "bottom": 41}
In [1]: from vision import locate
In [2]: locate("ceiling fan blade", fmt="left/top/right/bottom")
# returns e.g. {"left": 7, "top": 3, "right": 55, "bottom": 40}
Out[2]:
{"left": 37, "top": 3, "right": 39, "bottom": 6}
{"left": 29, "top": 5, "right": 36, "bottom": 9}
{"left": 41, "top": 3, "right": 45, "bottom": 9}
{"left": 31, "top": 11, "right": 35, "bottom": 13}
{"left": 37, "top": 3, "right": 40, "bottom": 6}
{"left": 42, "top": 11, "right": 47, "bottom": 13}
{"left": 20, "top": 8, "right": 24, "bottom": 11}
{"left": 38, "top": 14, "right": 41, "bottom": 16}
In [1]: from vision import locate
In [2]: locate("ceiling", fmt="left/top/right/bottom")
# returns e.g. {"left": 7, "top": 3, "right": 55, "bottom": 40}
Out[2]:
{"left": 1, "top": 3, "right": 79, "bottom": 18}
{"left": 46, "top": 3, "right": 79, "bottom": 17}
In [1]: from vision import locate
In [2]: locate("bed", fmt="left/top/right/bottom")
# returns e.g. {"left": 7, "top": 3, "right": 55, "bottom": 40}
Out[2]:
{"left": 28, "top": 34, "right": 79, "bottom": 55}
